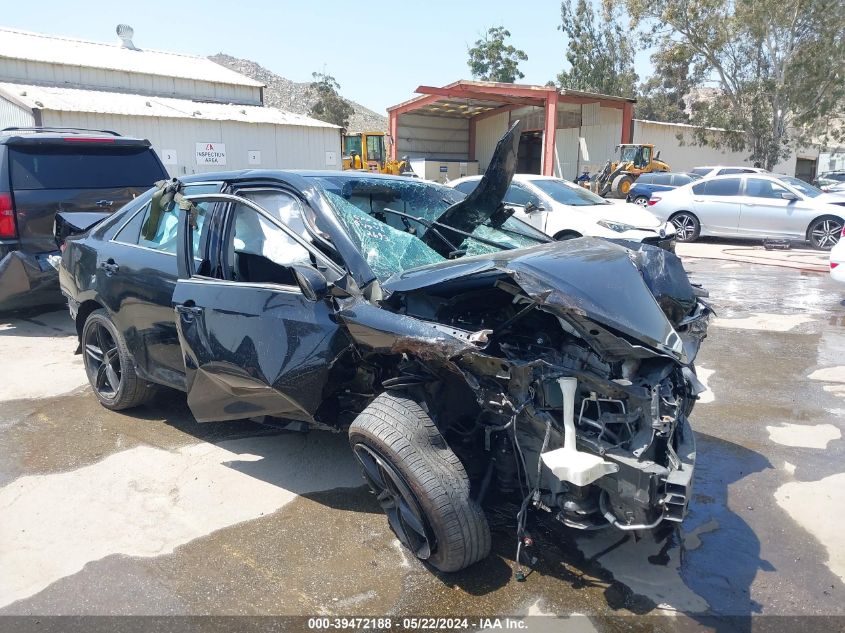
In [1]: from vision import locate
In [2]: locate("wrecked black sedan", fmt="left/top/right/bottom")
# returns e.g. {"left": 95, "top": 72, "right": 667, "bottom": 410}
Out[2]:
{"left": 59, "top": 125, "right": 710, "bottom": 573}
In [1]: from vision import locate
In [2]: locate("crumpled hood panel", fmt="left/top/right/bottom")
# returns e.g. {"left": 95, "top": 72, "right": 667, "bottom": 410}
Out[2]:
{"left": 384, "top": 237, "right": 687, "bottom": 360}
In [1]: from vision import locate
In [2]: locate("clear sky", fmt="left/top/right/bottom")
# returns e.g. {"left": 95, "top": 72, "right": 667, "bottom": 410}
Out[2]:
{"left": 0, "top": 0, "right": 651, "bottom": 113}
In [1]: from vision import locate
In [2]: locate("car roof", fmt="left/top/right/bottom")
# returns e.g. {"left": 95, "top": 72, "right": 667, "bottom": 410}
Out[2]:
{"left": 0, "top": 126, "right": 149, "bottom": 146}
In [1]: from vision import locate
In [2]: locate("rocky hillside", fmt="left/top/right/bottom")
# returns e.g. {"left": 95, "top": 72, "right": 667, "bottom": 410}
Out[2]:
{"left": 209, "top": 54, "right": 388, "bottom": 133}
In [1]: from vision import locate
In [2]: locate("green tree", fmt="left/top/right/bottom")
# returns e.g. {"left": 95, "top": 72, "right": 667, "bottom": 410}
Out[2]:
{"left": 308, "top": 72, "right": 354, "bottom": 130}
{"left": 621, "top": 0, "right": 845, "bottom": 169}
{"left": 467, "top": 26, "right": 528, "bottom": 83}
{"left": 556, "top": 0, "right": 637, "bottom": 97}
{"left": 636, "top": 45, "right": 695, "bottom": 123}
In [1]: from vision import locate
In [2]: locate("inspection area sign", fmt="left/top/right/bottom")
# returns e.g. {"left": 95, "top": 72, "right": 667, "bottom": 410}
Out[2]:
{"left": 195, "top": 142, "right": 227, "bottom": 166}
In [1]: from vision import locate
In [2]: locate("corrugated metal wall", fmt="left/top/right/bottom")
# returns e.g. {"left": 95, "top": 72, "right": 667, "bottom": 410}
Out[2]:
{"left": 632, "top": 120, "right": 804, "bottom": 175}
{"left": 579, "top": 106, "right": 622, "bottom": 173}
{"left": 0, "top": 59, "right": 261, "bottom": 105}
{"left": 474, "top": 112, "right": 510, "bottom": 171}
{"left": 396, "top": 114, "right": 469, "bottom": 160}
{"left": 0, "top": 95, "right": 35, "bottom": 128}
{"left": 41, "top": 110, "right": 341, "bottom": 176}
{"left": 554, "top": 128, "right": 580, "bottom": 180}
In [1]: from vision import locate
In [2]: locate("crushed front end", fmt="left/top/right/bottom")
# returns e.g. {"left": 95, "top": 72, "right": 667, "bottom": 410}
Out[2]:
{"left": 371, "top": 238, "right": 710, "bottom": 533}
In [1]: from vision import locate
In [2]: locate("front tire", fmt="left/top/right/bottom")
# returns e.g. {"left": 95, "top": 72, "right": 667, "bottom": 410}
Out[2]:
{"left": 612, "top": 174, "right": 634, "bottom": 198}
{"left": 81, "top": 309, "right": 156, "bottom": 410}
{"left": 670, "top": 211, "right": 701, "bottom": 242}
{"left": 349, "top": 392, "right": 491, "bottom": 572}
{"left": 807, "top": 215, "right": 843, "bottom": 250}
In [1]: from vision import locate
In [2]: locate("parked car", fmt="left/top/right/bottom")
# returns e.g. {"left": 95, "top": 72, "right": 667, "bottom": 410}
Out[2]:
{"left": 626, "top": 172, "right": 701, "bottom": 206}
{"left": 648, "top": 173, "right": 845, "bottom": 249}
{"left": 830, "top": 229, "right": 845, "bottom": 284}
{"left": 690, "top": 165, "right": 769, "bottom": 179}
{"left": 448, "top": 174, "right": 676, "bottom": 250}
{"left": 813, "top": 171, "right": 845, "bottom": 192}
{"left": 0, "top": 126, "right": 167, "bottom": 311}
{"left": 58, "top": 124, "right": 710, "bottom": 573}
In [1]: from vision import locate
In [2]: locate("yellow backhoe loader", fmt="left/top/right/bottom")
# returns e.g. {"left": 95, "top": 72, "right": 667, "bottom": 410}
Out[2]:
{"left": 595, "top": 143, "right": 670, "bottom": 198}
{"left": 342, "top": 132, "right": 414, "bottom": 176}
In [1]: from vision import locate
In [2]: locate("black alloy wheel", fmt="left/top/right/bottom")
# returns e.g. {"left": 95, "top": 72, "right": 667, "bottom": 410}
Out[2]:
{"left": 353, "top": 443, "right": 432, "bottom": 560}
{"left": 84, "top": 321, "right": 122, "bottom": 399}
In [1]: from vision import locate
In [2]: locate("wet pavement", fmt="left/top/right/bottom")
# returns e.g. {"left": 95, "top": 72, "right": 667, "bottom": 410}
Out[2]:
{"left": 1, "top": 255, "right": 844, "bottom": 631}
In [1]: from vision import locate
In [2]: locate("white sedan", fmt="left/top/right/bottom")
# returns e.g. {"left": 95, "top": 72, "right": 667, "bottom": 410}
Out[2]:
{"left": 648, "top": 173, "right": 845, "bottom": 250}
{"left": 448, "top": 174, "right": 676, "bottom": 248}
{"left": 831, "top": 236, "right": 845, "bottom": 284}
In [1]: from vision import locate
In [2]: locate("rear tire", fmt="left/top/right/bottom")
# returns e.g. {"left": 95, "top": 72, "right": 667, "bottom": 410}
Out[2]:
{"left": 554, "top": 230, "right": 582, "bottom": 241}
{"left": 807, "top": 215, "right": 843, "bottom": 250}
{"left": 349, "top": 392, "right": 491, "bottom": 572}
{"left": 633, "top": 195, "right": 649, "bottom": 207}
{"left": 670, "top": 211, "right": 701, "bottom": 242}
{"left": 81, "top": 309, "right": 156, "bottom": 410}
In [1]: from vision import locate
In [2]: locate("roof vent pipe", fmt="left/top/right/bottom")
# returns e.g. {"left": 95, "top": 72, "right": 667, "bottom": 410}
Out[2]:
{"left": 116, "top": 24, "right": 138, "bottom": 50}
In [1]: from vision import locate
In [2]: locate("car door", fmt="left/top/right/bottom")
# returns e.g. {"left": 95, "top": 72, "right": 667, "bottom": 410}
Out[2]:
{"left": 691, "top": 177, "right": 743, "bottom": 235}
{"left": 107, "top": 182, "right": 221, "bottom": 389}
{"left": 738, "top": 177, "right": 801, "bottom": 238}
{"left": 171, "top": 191, "right": 350, "bottom": 423}
{"left": 504, "top": 182, "right": 547, "bottom": 231}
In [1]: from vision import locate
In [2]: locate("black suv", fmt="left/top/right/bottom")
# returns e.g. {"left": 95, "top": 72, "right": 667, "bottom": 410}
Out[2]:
{"left": 0, "top": 127, "right": 167, "bottom": 310}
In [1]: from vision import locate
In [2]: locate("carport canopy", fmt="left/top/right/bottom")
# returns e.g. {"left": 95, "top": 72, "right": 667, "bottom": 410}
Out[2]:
{"left": 387, "top": 80, "right": 635, "bottom": 176}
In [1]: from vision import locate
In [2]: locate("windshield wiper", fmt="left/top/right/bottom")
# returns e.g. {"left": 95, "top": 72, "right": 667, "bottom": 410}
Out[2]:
{"left": 381, "top": 207, "right": 517, "bottom": 255}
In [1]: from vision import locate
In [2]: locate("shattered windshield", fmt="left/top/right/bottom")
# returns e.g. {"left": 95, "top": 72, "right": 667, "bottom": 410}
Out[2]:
{"left": 309, "top": 175, "right": 547, "bottom": 281}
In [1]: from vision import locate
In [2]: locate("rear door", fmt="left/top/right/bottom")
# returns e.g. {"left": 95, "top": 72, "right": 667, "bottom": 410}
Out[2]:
{"left": 691, "top": 177, "right": 743, "bottom": 235}
{"left": 8, "top": 139, "right": 166, "bottom": 253}
{"left": 107, "top": 183, "right": 220, "bottom": 389}
{"left": 171, "top": 191, "right": 350, "bottom": 423}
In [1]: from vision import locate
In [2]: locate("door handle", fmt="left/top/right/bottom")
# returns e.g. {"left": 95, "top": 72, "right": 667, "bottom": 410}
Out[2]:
{"left": 176, "top": 303, "right": 203, "bottom": 316}
{"left": 96, "top": 199, "right": 114, "bottom": 207}
{"left": 693, "top": 199, "right": 704, "bottom": 202}
{"left": 100, "top": 259, "right": 119, "bottom": 274}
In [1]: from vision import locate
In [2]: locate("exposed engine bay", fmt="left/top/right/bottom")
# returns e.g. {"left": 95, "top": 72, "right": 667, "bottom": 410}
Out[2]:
{"left": 335, "top": 237, "right": 710, "bottom": 551}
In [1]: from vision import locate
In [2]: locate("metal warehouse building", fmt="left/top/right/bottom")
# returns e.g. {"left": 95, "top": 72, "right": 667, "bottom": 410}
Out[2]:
{"left": 0, "top": 27, "right": 341, "bottom": 176}
{"left": 387, "top": 80, "right": 635, "bottom": 181}
{"left": 389, "top": 80, "right": 818, "bottom": 182}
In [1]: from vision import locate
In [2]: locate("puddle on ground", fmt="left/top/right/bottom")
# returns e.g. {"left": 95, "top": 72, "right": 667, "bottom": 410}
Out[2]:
{"left": 0, "top": 432, "right": 362, "bottom": 608}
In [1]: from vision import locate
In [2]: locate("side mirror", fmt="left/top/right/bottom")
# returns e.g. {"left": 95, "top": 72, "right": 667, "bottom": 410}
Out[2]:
{"left": 524, "top": 201, "right": 545, "bottom": 213}
{"left": 780, "top": 192, "right": 799, "bottom": 201}
{"left": 291, "top": 264, "right": 329, "bottom": 301}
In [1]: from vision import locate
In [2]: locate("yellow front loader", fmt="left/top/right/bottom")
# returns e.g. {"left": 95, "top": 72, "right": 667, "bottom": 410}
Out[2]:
{"left": 342, "top": 132, "right": 413, "bottom": 175}
{"left": 596, "top": 143, "right": 670, "bottom": 198}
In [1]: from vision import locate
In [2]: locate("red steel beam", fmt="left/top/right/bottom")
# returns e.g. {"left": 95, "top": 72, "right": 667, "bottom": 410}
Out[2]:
{"left": 621, "top": 101, "right": 634, "bottom": 143}
{"left": 415, "top": 86, "right": 545, "bottom": 107}
{"left": 542, "top": 89, "right": 559, "bottom": 176}
{"left": 389, "top": 110, "right": 399, "bottom": 160}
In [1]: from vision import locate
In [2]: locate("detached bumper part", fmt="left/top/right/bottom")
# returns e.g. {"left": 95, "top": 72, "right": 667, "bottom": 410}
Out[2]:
{"left": 0, "top": 250, "right": 60, "bottom": 310}
{"left": 540, "top": 377, "right": 619, "bottom": 486}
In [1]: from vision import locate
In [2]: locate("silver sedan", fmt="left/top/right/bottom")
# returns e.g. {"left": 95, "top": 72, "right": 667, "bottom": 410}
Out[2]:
{"left": 647, "top": 173, "right": 845, "bottom": 249}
